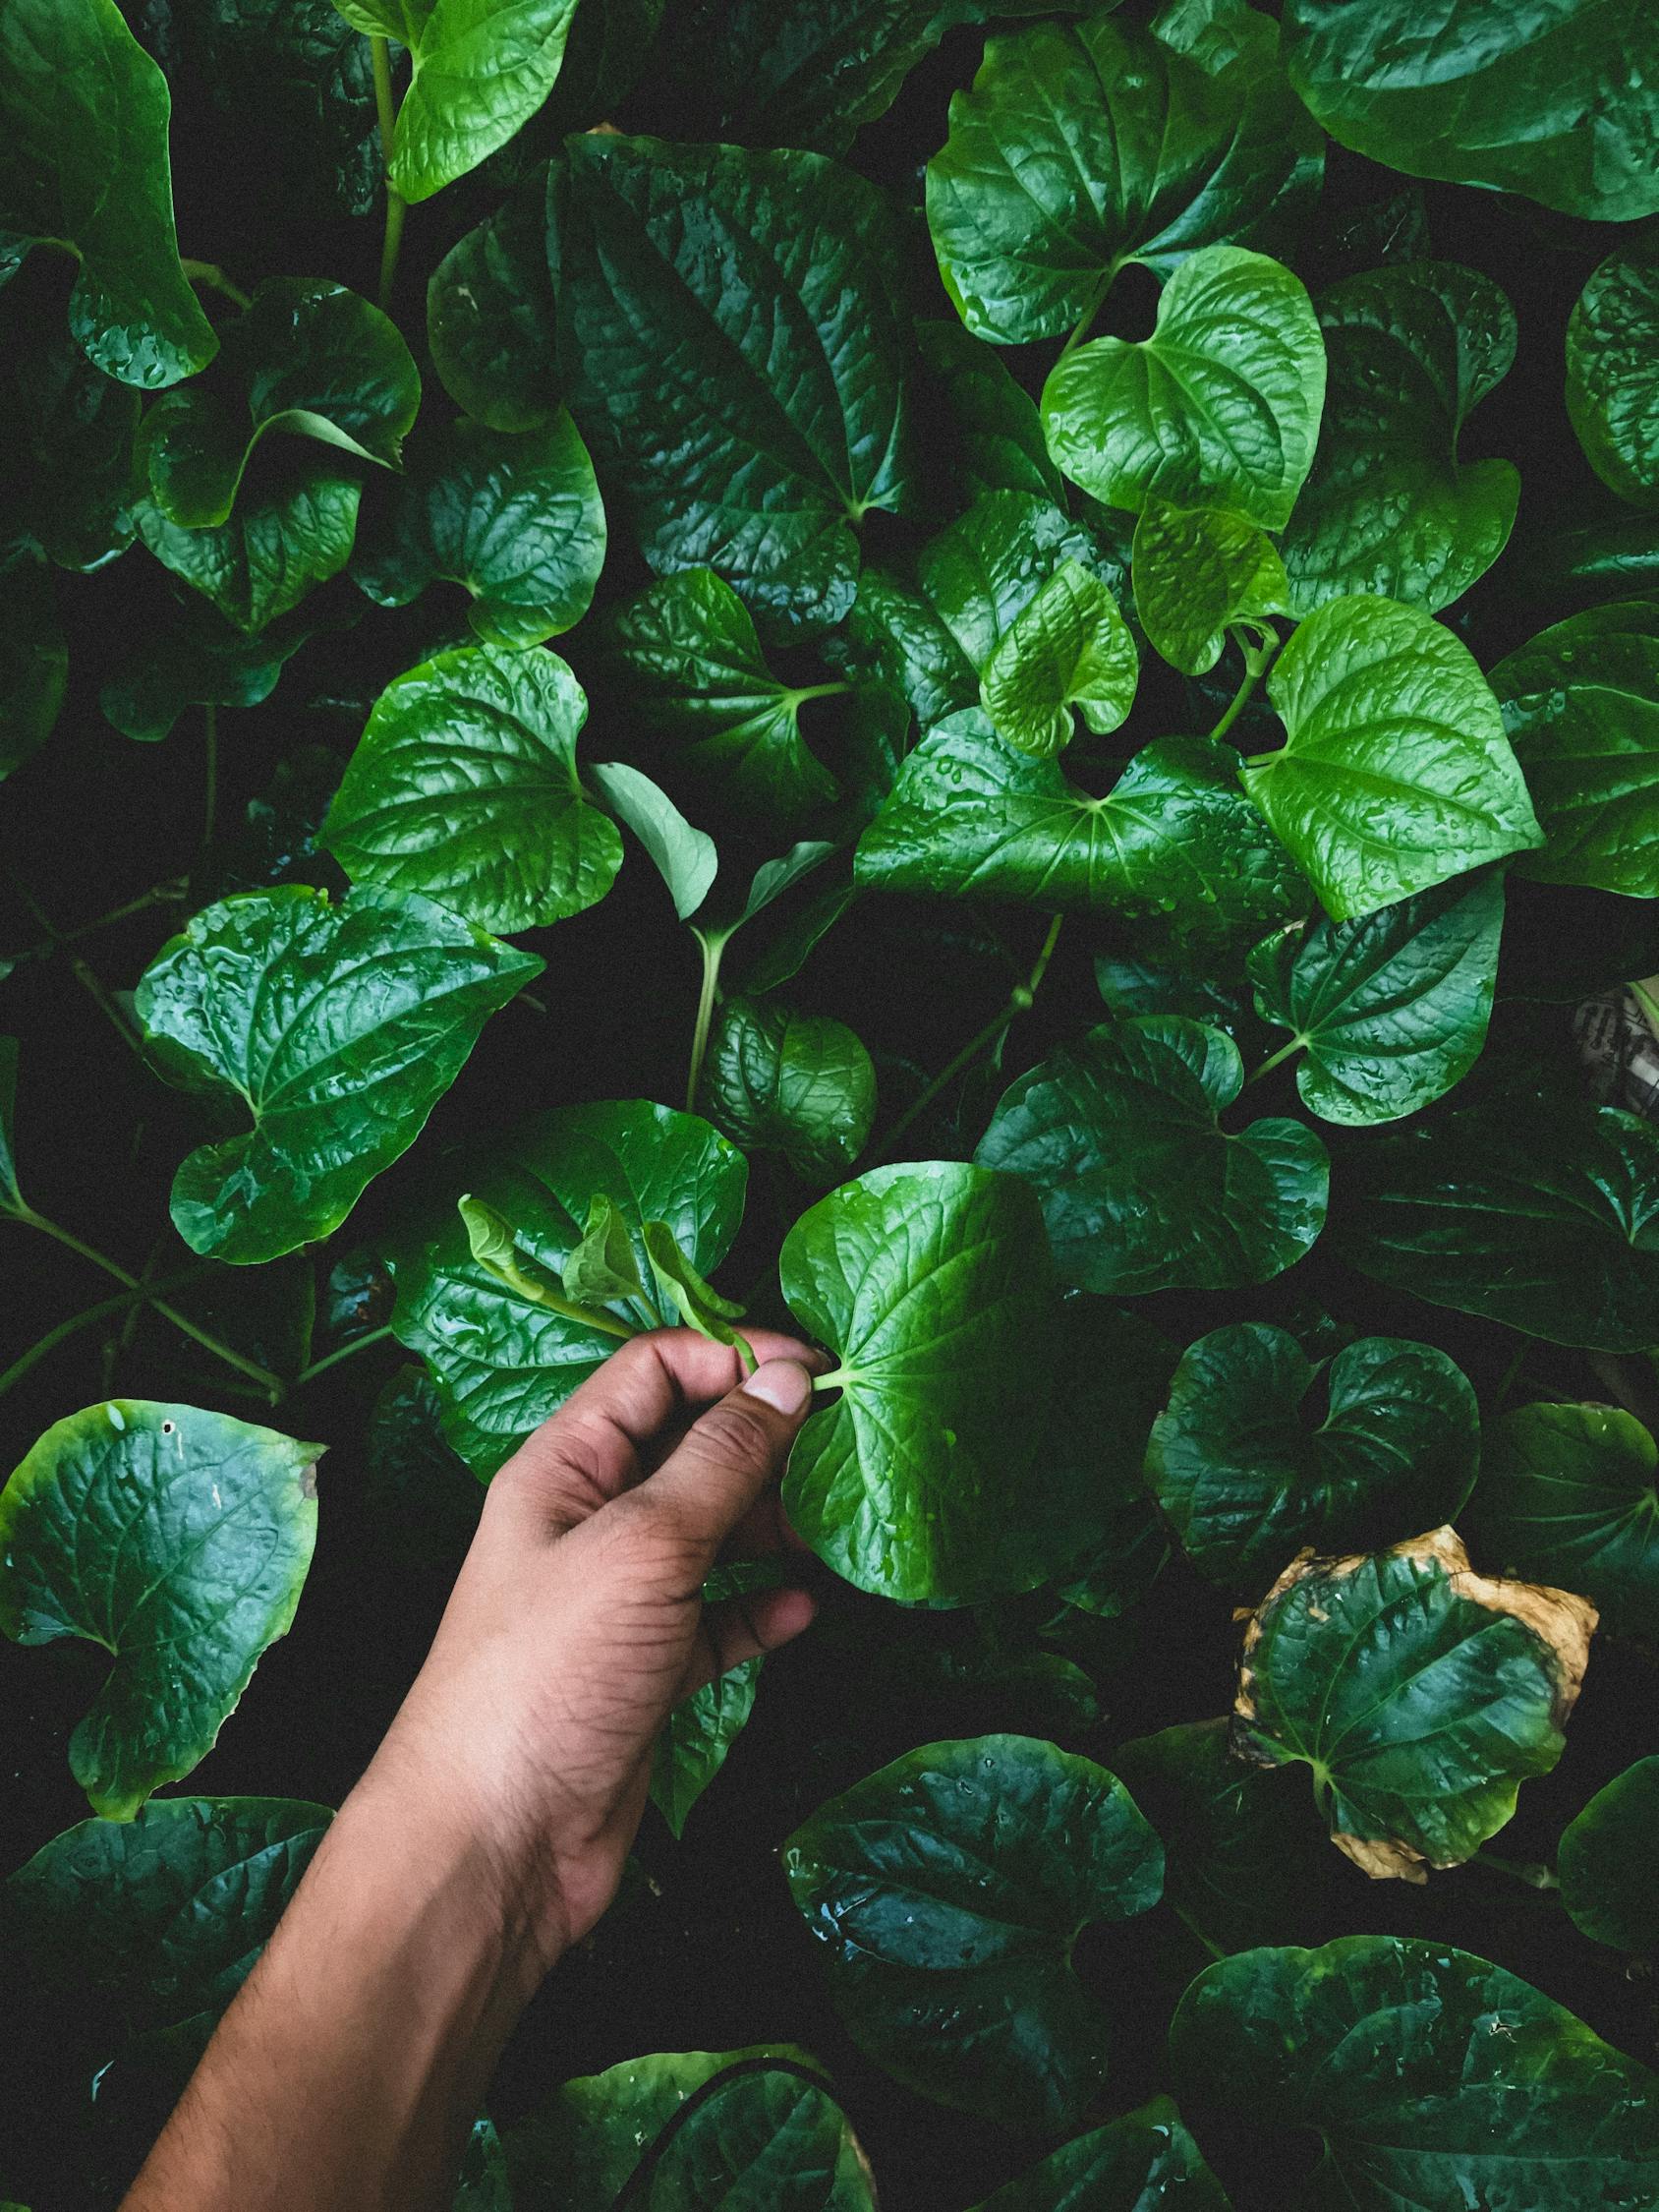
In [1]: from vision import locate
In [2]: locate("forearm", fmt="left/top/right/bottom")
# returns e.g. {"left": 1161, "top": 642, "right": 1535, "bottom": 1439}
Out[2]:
{"left": 121, "top": 1773, "right": 550, "bottom": 2212}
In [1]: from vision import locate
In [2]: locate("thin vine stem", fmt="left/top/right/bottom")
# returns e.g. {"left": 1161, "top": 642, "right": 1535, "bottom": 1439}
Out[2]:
{"left": 0, "top": 877, "right": 185, "bottom": 967}
{"left": 685, "top": 929, "right": 726, "bottom": 1112}
{"left": 1208, "top": 633, "right": 1275, "bottom": 744}
{"left": 201, "top": 702, "right": 218, "bottom": 850}
{"left": 291, "top": 1323, "right": 397, "bottom": 1389}
{"left": 0, "top": 1268, "right": 206, "bottom": 1400}
{"left": 1245, "top": 1036, "right": 1303, "bottom": 1086}
{"left": 371, "top": 37, "right": 407, "bottom": 313}
{"left": 870, "top": 913, "right": 1063, "bottom": 1165}
{"left": 181, "top": 259, "right": 253, "bottom": 311}
{"left": 1472, "top": 1848, "right": 1560, "bottom": 1892}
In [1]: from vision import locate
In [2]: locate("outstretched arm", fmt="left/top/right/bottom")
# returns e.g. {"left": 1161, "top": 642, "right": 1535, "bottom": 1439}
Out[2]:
{"left": 121, "top": 1331, "right": 821, "bottom": 2212}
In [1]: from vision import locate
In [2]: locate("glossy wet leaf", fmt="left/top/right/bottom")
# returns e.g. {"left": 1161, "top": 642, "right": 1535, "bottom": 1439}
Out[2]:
{"left": 777, "top": 1161, "right": 1062, "bottom": 1604}
{"left": 927, "top": 10, "right": 1319, "bottom": 346}
{"left": 427, "top": 159, "right": 558, "bottom": 433}
{"left": 1241, "top": 596, "right": 1543, "bottom": 921}
{"left": 0, "top": 562, "right": 67, "bottom": 782}
{"left": 651, "top": 1566, "right": 775, "bottom": 1840}
{"left": 1041, "top": 246, "right": 1325, "bottom": 529}
{"left": 502, "top": 2046, "right": 876, "bottom": 2210}
{"left": 699, "top": 996, "right": 876, "bottom": 1182}
{"left": 1130, "top": 499, "right": 1287, "bottom": 677}
{"left": 1246, "top": 872, "right": 1505, "bottom": 1125}
{"left": 976, "top": 1017, "right": 1329, "bottom": 1296}
{"left": 1568, "top": 235, "right": 1659, "bottom": 510}
{"left": 1281, "top": 0, "right": 1659, "bottom": 222}
{"left": 606, "top": 568, "right": 840, "bottom": 819}
{"left": 979, "top": 560, "right": 1137, "bottom": 759}
{"left": 1342, "top": 1101, "right": 1659, "bottom": 1352}
{"left": 0, "top": 0, "right": 216, "bottom": 386}
{"left": 1464, "top": 1403, "right": 1659, "bottom": 1643}
{"left": 323, "top": 645, "right": 621, "bottom": 933}
{"left": 1280, "top": 262, "right": 1519, "bottom": 614}
{"left": 330, "top": 0, "right": 580, "bottom": 202}
{"left": 783, "top": 1734, "right": 1162, "bottom": 2131}
{"left": 970, "top": 2096, "right": 1230, "bottom": 2212}
{"left": 0, "top": 1403, "right": 320, "bottom": 1818}
{"left": 1490, "top": 601, "right": 1659, "bottom": 897}
{"left": 4, "top": 1795, "right": 330, "bottom": 2050}
{"left": 856, "top": 726, "right": 1307, "bottom": 954}
{"left": 137, "top": 886, "right": 541, "bottom": 1263}
{"left": 353, "top": 412, "right": 602, "bottom": 647}
{"left": 1559, "top": 1757, "right": 1659, "bottom": 1953}
{"left": 139, "top": 279, "right": 419, "bottom": 529}
{"left": 1170, "top": 1936, "right": 1659, "bottom": 2207}
{"left": 587, "top": 760, "right": 717, "bottom": 922}
{"left": 135, "top": 472, "right": 364, "bottom": 635}
{"left": 562, "top": 134, "right": 914, "bottom": 633}
{"left": 1147, "top": 1323, "right": 1480, "bottom": 1597}
{"left": 0, "top": 316, "right": 142, "bottom": 571}
{"left": 1232, "top": 1527, "right": 1595, "bottom": 1880}
{"left": 1113, "top": 1718, "right": 1332, "bottom": 1957}
{"left": 387, "top": 1101, "right": 746, "bottom": 1475}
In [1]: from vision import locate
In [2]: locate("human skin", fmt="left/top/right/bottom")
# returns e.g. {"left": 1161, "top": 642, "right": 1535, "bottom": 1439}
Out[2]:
{"left": 120, "top": 1329, "right": 823, "bottom": 2212}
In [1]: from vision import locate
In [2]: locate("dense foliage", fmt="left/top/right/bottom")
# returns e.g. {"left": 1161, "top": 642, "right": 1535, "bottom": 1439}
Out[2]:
{"left": 4, "top": 1, "right": 1659, "bottom": 2206}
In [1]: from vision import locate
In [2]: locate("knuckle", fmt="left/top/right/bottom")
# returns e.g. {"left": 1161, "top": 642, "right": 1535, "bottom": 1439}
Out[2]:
{"left": 688, "top": 1397, "right": 777, "bottom": 1471}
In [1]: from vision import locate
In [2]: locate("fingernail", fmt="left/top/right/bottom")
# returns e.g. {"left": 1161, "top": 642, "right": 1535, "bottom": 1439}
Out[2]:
{"left": 741, "top": 1359, "right": 813, "bottom": 1415}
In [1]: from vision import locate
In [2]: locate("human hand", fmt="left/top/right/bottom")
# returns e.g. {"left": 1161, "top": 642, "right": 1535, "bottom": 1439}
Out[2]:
{"left": 353, "top": 1329, "right": 823, "bottom": 1981}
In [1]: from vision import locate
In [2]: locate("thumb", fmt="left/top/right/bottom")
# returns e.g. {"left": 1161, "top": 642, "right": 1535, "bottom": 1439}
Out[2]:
{"left": 638, "top": 1359, "right": 815, "bottom": 1559}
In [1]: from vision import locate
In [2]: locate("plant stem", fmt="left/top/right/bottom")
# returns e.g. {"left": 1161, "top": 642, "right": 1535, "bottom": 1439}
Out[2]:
{"left": 1054, "top": 264, "right": 1117, "bottom": 367}
{"left": 13, "top": 1209, "right": 284, "bottom": 1397}
{"left": 2, "top": 878, "right": 186, "bottom": 966}
{"left": 686, "top": 929, "right": 726, "bottom": 1112}
{"left": 201, "top": 702, "right": 218, "bottom": 850}
{"left": 1245, "top": 1036, "right": 1304, "bottom": 1086}
{"left": 1208, "top": 630, "right": 1277, "bottom": 745}
{"left": 291, "top": 1322, "right": 397, "bottom": 1389}
{"left": 870, "top": 913, "right": 1063, "bottom": 1164}
{"left": 69, "top": 954, "right": 148, "bottom": 1064}
{"left": 181, "top": 259, "right": 253, "bottom": 311}
{"left": 0, "top": 1267, "right": 206, "bottom": 1400}
{"left": 780, "top": 681, "right": 852, "bottom": 713}
{"left": 1473, "top": 1848, "right": 1559, "bottom": 1892}
{"left": 371, "top": 37, "right": 407, "bottom": 314}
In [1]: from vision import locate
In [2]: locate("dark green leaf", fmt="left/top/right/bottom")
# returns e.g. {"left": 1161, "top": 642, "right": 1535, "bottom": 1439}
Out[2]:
{"left": 353, "top": 413, "right": 603, "bottom": 647}
{"left": 427, "top": 161, "right": 559, "bottom": 433}
{"left": 781, "top": 1734, "right": 1164, "bottom": 2131}
{"left": 1171, "top": 1936, "right": 1659, "bottom": 2207}
{"left": 331, "top": 0, "right": 581, "bottom": 202}
{"left": 917, "top": 320, "right": 1063, "bottom": 504}
{"left": 1464, "top": 1402, "right": 1659, "bottom": 1643}
{"left": 1130, "top": 500, "right": 1287, "bottom": 677}
{"left": 0, "top": 1402, "right": 320, "bottom": 1818}
{"left": 1246, "top": 872, "right": 1505, "bottom": 1125}
{"left": 1491, "top": 601, "right": 1659, "bottom": 897}
{"left": 1568, "top": 234, "right": 1659, "bottom": 510}
{"left": 778, "top": 1161, "right": 1063, "bottom": 1603}
{"left": 1048, "top": 1299, "right": 1176, "bottom": 1619}
{"left": 136, "top": 885, "right": 542, "bottom": 1262}
{"left": 0, "top": 560, "right": 67, "bottom": 781}
{"left": 927, "top": 10, "right": 1319, "bottom": 346}
{"left": 857, "top": 726, "right": 1308, "bottom": 953}
{"left": 1241, "top": 596, "right": 1543, "bottom": 921}
{"left": 1559, "top": 1756, "right": 1659, "bottom": 1952}
{"left": 1042, "top": 246, "right": 1325, "bottom": 528}
{"left": 99, "top": 588, "right": 330, "bottom": 745}
{"left": 0, "top": 1034, "right": 20, "bottom": 1210}
{"left": 1147, "top": 1323, "right": 1479, "bottom": 1597}
{"left": 135, "top": 471, "right": 364, "bottom": 635}
{"left": 1281, "top": 0, "right": 1659, "bottom": 221}
{"left": 0, "top": 314, "right": 142, "bottom": 570}
{"left": 386, "top": 1101, "right": 746, "bottom": 1475}
{"left": 1342, "top": 1100, "right": 1659, "bottom": 1352}
{"left": 0, "top": 0, "right": 216, "bottom": 385}
{"left": 139, "top": 279, "right": 419, "bottom": 529}
{"left": 1232, "top": 1527, "right": 1595, "bottom": 1880}
{"left": 699, "top": 995, "right": 877, "bottom": 1181}
{"left": 588, "top": 759, "right": 717, "bottom": 922}
{"left": 652, "top": 1571, "right": 771, "bottom": 1839}
{"left": 976, "top": 1016, "right": 1329, "bottom": 1295}
{"left": 322, "top": 645, "right": 622, "bottom": 933}
{"left": 561, "top": 134, "right": 914, "bottom": 633}
{"left": 969, "top": 2095, "right": 1230, "bottom": 2212}
{"left": 1281, "top": 262, "right": 1519, "bottom": 614}
{"left": 979, "top": 560, "right": 1137, "bottom": 759}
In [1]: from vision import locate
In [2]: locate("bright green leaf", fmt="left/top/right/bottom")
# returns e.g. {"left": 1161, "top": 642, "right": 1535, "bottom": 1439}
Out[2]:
{"left": 135, "top": 472, "right": 364, "bottom": 635}
{"left": 700, "top": 996, "right": 876, "bottom": 1183}
{"left": 1568, "top": 234, "right": 1659, "bottom": 510}
{"left": 1131, "top": 499, "right": 1287, "bottom": 676}
{"left": 642, "top": 1218, "right": 751, "bottom": 1359}
{"left": 1559, "top": 1757, "right": 1659, "bottom": 1953}
{"left": 587, "top": 760, "right": 717, "bottom": 923}
{"left": 562, "top": 1193, "right": 647, "bottom": 1307}
{"left": 979, "top": 559, "right": 1137, "bottom": 758}
{"left": 0, "top": 1403, "right": 320, "bottom": 1819}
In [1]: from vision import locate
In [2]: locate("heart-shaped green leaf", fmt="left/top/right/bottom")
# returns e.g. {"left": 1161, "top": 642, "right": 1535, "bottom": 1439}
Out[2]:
{"left": 135, "top": 473, "right": 364, "bottom": 635}
{"left": 976, "top": 1016, "right": 1329, "bottom": 1295}
{"left": 1246, "top": 872, "right": 1505, "bottom": 1125}
{"left": 1147, "top": 1323, "right": 1480, "bottom": 1597}
{"left": 969, "top": 2096, "right": 1231, "bottom": 2212}
{"left": 0, "top": 0, "right": 216, "bottom": 386}
{"left": 139, "top": 278, "right": 419, "bottom": 529}
{"left": 352, "top": 413, "right": 604, "bottom": 648}
{"left": 1464, "top": 1402, "right": 1659, "bottom": 1642}
{"left": 1232, "top": 1527, "right": 1595, "bottom": 1880}
{"left": 387, "top": 1101, "right": 747, "bottom": 1475}
{"left": 562, "top": 135, "right": 915, "bottom": 632}
{"left": 0, "top": 1403, "right": 320, "bottom": 1818}
{"left": 1560, "top": 1756, "right": 1659, "bottom": 1953}
{"left": 1241, "top": 596, "right": 1543, "bottom": 921}
{"left": 979, "top": 559, "right": 1137, "bottom": 758}
{"left": 1280, "top": 262, "right": 1519, "bottom": 613}
{"left": 1568, "top": 234, "right": 1659, "bottom": 509}
{"left": 927, "top": 11, "right": 1318, "bottom": 346}
{"left": 587, "top": 760, "right": 717, "bottom": 922}
{"left": 1041, "top": 246, "right": 1325, "bottom": 527}
{"left": 699, "top": 996, "right": 876, "bottom": 1183}
{"left": 1171, "top": 1936, "right": 1659, "bottom": 2206}
{"left": 1131, "top": 499, "right": 1288, "bottom": 676}
{"left": 781, "top": 1735, "right": 1164, "bottom": 2131}
{"left": 137, "top": 886, "right": 542, "bottom": 1262}
{"left": 323, "top": 645, "right": 622, "bottom": 934}
{"left": 1491, "top": 601, "right": 1659, "bottom": 897}
{"left": 778, "top": 1161, "right": 1063, "bottom": 1604}
{"left": 427, "top": 159, "right": 559, "bottom": 433}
